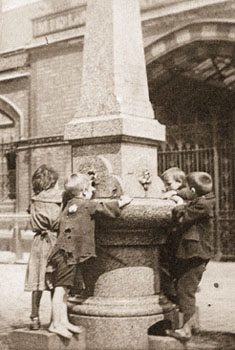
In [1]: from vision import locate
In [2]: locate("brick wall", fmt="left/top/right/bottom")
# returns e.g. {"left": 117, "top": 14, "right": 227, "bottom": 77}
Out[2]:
{"left": 30, "top": 144, "right": 72, "bottom": 186}
{"left": 30, "top": 44, "right": 83, "bottom": 138}
{"left": 30, "top": 144, "right": 72, "bottom": 194}
{"left": 0, "top": 42, "right": 82, "bottom": 212}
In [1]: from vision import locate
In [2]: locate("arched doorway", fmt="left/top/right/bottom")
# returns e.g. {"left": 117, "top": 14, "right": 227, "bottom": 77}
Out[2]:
{"left": 146, "top": 21, "right": 235, "bottom": 260}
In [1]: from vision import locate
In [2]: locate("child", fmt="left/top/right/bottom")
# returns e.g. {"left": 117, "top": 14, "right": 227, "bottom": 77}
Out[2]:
{"left": 47, "top": 172, "right": 132, "bottom": 339}
{"left": 161, "top": 167, "right": 193, "bottom": 204}
{"left": 166, "top": 171, "right": 215, "bottom": 341}
{"left": 24, "top": 164, "right": 62, "bottom": 330}
{"left": 160, "top": 167, "right": 191, "bottom": 304}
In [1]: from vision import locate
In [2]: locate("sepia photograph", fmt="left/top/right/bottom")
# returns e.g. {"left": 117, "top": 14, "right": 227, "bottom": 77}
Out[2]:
{"left": 0, "top": 0, "right": 235, "bottom": 349}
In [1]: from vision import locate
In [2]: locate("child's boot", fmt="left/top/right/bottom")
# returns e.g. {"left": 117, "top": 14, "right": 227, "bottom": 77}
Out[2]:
{"left": 30, "top": 317, "right": 41, "bottom": 330}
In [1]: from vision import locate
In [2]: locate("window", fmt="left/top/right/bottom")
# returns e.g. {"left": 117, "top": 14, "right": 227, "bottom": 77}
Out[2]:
{"left": 5, "top": 151, "right": 16, "bottom": 200}
{"left": 0, "top": 150, "right": 16, "bottom": 201}
{"left": 0, "top": 111, "right": 14, "bottom": 128}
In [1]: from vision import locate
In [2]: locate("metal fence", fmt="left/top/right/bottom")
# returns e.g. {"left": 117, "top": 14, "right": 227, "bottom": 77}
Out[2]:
{"left": 158, "top": 142, "right": 235, "bottom": 260}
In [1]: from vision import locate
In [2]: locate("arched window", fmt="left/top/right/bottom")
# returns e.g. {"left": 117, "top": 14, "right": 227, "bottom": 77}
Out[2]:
{"left": 0, "top": 97, "right": 20, "bottom": 203}
{"left": 0, "top": 111, "right": 14, "bottom": 127}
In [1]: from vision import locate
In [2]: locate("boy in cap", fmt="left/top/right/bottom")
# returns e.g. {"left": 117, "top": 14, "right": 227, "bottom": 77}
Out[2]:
{"left": 46, "top": 172, "right": 132, "bottom": 338}
{"left": 166, "top": 172, "right": 215, "bottom": 341}
{"left": 160, "top": 167, "right": 195, "bottom": 304}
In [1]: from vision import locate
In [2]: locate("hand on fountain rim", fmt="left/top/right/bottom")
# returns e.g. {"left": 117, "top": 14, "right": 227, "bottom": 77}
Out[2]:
{"left": 118, "top": 195, "right": 133, "bottom": 208}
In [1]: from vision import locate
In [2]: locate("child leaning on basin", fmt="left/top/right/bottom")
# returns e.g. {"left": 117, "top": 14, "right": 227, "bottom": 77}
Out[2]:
{"left": 159, "top": 167, "right": 195, "bottom": 305}
{"left": 46, "top": 172, "right": 132, "bottom": 339}
{"left": 165, "top": 171, "right": 215, "bottom": 342}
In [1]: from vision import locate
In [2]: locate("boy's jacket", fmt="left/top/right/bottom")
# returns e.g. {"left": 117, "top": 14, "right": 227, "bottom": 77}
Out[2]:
{"left": 55, "top": 198, "right": 121, "bottom": 263}
{"left": 172, "top": 192, "right": 215, "bottom": 260}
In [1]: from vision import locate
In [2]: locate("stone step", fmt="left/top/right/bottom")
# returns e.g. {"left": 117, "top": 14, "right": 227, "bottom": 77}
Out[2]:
{"left": 8, "top": 327, "right": 86, "bottom": 350}
{"left": 149, "top": 332, "right": 235, "bottom": 350}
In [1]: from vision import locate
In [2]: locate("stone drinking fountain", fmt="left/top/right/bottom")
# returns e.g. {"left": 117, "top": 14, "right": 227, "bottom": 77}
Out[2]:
{"left": 64, "top": 1, "right": 175, "bottom": 349}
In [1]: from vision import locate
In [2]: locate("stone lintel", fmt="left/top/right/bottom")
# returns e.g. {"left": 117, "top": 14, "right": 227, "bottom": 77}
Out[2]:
{"left": 64, "top": 114, "right": 165, "bottom": 142}
{"left": 0, "top": 52, "right": 28, "bottom": 72}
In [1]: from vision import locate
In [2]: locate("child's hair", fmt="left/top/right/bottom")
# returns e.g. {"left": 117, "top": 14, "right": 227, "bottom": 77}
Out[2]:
{"left": 32, "top": 164, "right": 58, "bottom": 195}
{"left": 64, "top": 172, "right": 91, "bottom": 197}
{"left": 161, "top": 167, "right": 186, "bottom": 187}
{"left": 186, "top": 172, "right": 213, "bottom": 196}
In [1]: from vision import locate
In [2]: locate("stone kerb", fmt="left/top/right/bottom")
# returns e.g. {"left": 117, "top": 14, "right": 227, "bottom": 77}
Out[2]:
{"left": 9, "top": 327, "right": 86, "bottom": 350}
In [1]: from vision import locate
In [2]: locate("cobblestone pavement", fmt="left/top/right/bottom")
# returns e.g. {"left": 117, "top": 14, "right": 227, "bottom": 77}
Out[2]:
{"left": 0, "top": 263, "right": 52, "bottom": 336}
{"left": 0, "top": 261, "right": 235, "bottom": 338}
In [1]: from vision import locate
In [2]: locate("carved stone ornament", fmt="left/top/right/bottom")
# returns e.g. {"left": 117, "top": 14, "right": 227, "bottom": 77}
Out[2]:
{"left": 73, "top": 154, "right": 123, "bottom": 198}
{"left": 138, "top": 169, "right": 152, "bottom": 191}
{"left": 87, "top": 169, "right": 98, "bottom": 187}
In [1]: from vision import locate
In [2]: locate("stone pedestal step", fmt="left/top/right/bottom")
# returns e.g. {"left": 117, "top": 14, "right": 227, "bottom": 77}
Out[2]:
{"left": 9, "top": 327, "right": 86, "bottom": 350}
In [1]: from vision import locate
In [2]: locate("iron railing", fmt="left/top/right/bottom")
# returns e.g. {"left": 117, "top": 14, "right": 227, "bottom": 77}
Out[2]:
{"left": 158, "top": 143, "right": 235, "bottom": 260}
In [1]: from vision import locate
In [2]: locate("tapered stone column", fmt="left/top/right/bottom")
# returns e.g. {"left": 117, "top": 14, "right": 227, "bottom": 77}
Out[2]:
{"left": 65, "top": 1, "right": 173, "bottom": 349}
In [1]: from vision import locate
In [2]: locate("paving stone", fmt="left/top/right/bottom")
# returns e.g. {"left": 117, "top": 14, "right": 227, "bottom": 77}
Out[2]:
{"left": 8, "top": 327, "right": 86, "bottom": 350}
{"left": 148, "top": 335, "right": 185, "bottom": 350}
{"left": 149, "top": 333, "right": 235, "bottom": 350}
{"left": 187, "top": 332, "right": 235, "bottom": 350}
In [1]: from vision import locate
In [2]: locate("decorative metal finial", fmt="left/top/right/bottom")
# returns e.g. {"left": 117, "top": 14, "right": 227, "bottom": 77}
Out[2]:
{"left": 138, "top": 169, "right": 152, "bottom": 191}
{"left": 87, "top": 169, "right": 98, "bottom": 186}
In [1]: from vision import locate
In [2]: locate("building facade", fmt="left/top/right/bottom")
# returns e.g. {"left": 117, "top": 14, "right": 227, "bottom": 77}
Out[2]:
{"left": 0, "top": 0, "right": 235, "bottom": 259}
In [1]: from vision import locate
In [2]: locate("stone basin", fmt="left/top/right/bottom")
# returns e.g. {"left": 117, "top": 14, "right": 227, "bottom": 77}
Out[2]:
{"left": 95, "top": 198, "right": 175, "bottom": 251}
{"left": 97, "top": 198, "right": 175, "bottom": 229}
{"left": 69, "top": 198, "right": 175, "bottom": 298}
{"left": 69, "top": 198, "right": 176, "bottom": 350}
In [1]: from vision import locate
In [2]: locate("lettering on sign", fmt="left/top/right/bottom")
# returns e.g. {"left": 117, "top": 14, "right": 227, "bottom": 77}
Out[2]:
{"left": 33, "top": 6, "right": 86, "bottom": 37}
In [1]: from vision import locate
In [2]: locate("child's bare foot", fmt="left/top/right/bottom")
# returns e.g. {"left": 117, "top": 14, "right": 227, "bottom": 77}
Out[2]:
{"left": 166, "top": 325, "right": 191, "bottom": 342}
{"left": 48, "top": 324, "right": 73, "bottom": 339}
{"left": 63, "top": 322, "right": 83, "bottom": 334}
